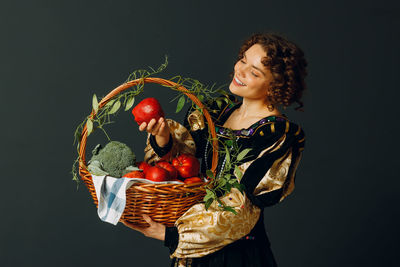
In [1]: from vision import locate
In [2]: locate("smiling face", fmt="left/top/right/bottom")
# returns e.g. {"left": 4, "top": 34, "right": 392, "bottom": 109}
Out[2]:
{"left": 229, "top": 44, "right": 273, "bottom": 101}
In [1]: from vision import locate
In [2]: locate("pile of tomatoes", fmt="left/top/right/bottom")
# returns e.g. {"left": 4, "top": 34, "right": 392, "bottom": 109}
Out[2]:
{"left": 123, "top": 153, "right": 203, "bottom": 184}
{"left": 124, "top": 98, "right": 203, "bottom": 184}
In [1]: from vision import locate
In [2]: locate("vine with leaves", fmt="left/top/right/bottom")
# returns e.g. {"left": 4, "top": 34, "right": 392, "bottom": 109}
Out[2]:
{"left": 71, "top": 57, "right": 249, "bottom": 213}
{"left": 203, "top": 130, "right": 252, "bottom": 214}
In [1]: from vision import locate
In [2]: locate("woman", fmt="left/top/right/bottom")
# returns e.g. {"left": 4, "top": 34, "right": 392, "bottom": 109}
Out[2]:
{"left": 123, "top": 33, "right": 307, "bottom": 267}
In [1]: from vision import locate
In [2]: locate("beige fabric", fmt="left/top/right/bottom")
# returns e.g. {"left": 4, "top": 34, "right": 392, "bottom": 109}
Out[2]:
{"left": 172, "top": 188, "right": 260, "bottom": 258}
{"left": 143, "top": 113, "right": 302, "bottom": 259}
{"left": 236, "top": 134, "right": 301, "bottom": 202}
{"left": 171, "top": 133, "right": 302, "bottom": 258}
{"left": 187, "top": 109, "right": 206, "bottom": 131}
{"left": 144, "top": 119, "right": 196, "bottom": 164}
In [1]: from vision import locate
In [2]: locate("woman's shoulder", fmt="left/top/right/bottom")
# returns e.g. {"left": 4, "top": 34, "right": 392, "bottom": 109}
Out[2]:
{"left": 241, "top": 116, "right": 305, "bottom": 150}
{"left": 261, "top": 116, "right": 305, "bottom": 151}
{"left": 217, "top": 114, "right": 303, "bottom": 138}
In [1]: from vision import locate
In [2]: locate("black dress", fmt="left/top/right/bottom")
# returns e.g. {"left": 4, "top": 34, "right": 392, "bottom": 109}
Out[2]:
{"left": 149, "top": 95, "right": 305, "bottom": 267}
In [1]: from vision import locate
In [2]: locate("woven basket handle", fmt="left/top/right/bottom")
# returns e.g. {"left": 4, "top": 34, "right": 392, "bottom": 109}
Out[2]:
{"left": 78, "top": 77, "right": 219, "bottom": 178}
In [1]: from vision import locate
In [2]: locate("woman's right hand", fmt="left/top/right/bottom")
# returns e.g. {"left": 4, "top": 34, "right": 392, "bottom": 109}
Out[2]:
{"left": 139, "top": 117, "right": 170, "bottom": 147}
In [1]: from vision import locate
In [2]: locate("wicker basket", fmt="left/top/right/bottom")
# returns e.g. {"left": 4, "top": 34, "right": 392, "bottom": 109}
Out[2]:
{"left": 78, "top": 77, "right": 219, "bottom": 227}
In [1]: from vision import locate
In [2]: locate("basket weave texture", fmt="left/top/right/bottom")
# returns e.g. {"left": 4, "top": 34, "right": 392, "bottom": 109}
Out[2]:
{"left": 78, "top": 78, "right": 219, "bottom": 226}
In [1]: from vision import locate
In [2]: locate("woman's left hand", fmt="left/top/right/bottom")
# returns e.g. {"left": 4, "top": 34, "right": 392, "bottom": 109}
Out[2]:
{"left": 122, "top": 214, "right": 166, "bottom": 241}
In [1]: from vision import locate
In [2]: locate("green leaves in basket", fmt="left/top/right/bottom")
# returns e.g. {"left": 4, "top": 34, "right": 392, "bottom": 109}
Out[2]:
{"left": 202, "top": 132, "right": 253, "bottom": 215}
{"left": 204, "top": 189, "right": 214, "bottom": 201}
{"left": 224, "top": 146, "right": 231, "bottom": 168}
{"left": 176, "top": 95, "right": 185, "bottom": 113}
{"left": 86, "top": 118, "right": 93, "bottom": 136}
{"left": 205, "top": 198, "right": 214, "bottom": 211}
{"left": 197, "top": 94, "right": 204, "bottom": 102}
{"left": 105, "top": 99, "right": 115, "bottom": 108}
{"left": 92, "top": 94, "right": 99, "bottom": 113}
{"left": 223, "top": 206, "right": 237, "bottom": 215}
{"left": 236, "top": 148, "right": 251, "bottom": 162}
{"left": 233, "top": 183, "right": 245, "bottom": 194}
{"left": 234, "top": 165, "right": 243, "bottom": 180}
{"left": 216, "top": 99, "right": 222, "bottom": 109}
{"left": 206, "top": 169, "right": 215, "bottom": 180}
{"left": 108, "top": 100, "right": 121, "bottom": 114}
{"left": 124, "top": 96, "right": 135, "bottom": 111}
{"left": 224, "top": 139, "right": 233, "bottom": 147}
{"left": 204, "top": 189, "right": 215, "bottom": 210}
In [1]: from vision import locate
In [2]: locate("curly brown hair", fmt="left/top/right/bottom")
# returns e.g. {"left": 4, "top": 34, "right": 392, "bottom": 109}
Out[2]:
{"left": 237, "top": 33, "right": 308, "bottom": 111}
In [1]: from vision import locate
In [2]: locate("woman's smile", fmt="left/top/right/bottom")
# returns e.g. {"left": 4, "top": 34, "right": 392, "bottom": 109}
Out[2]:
{"left": 233, "top": 76, "right": 246, "bottom": 86}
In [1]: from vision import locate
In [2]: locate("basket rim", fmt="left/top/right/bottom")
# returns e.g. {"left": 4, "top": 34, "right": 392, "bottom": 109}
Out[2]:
{"left": 78, "top": 77, "right": 219, "bottom": 197}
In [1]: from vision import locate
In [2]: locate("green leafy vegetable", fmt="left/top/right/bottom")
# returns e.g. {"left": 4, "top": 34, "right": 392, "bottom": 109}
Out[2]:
{"left": 88, "top": 141, "right": 136, "bottom": 178}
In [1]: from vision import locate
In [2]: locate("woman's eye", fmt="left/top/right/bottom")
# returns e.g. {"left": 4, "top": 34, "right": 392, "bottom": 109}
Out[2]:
{"left": 251, "top": 72, "right": 259, "bottom": 77}
{"left": 240, "top": 60, "right": 246, "bottom": 64}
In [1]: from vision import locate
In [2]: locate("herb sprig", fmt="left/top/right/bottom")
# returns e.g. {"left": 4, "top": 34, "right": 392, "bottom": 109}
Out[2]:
{"left": 204, "top": 130, "right": 252, "bottom": 214}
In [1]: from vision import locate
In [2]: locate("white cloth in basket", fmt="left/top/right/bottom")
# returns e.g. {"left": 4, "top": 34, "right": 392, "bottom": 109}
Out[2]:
{"left": 91, "top": 175, "right": 183, "bottom": 225}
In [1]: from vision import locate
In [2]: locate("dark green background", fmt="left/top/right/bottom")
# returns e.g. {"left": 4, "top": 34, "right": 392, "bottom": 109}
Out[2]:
{"left": 1, "top": 0, "right": 398, "bottom": 266}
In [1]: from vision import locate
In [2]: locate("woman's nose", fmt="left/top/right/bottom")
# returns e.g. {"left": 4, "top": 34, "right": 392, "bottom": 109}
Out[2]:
{"left": 236, "top": 64, "right": 245, "bottom": 78}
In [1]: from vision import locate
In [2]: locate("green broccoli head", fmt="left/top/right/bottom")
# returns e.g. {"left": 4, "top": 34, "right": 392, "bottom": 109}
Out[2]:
{"left": 90, "top": 141, "right": 136, "bottom": 178}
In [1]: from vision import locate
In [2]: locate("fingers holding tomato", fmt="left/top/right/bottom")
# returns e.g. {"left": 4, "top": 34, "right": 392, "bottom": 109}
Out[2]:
{"left": 132, "top": 97, "right": 165, "bottom": 125}
{"left": 150, "top": 117, "right": 169, "bottom": 137}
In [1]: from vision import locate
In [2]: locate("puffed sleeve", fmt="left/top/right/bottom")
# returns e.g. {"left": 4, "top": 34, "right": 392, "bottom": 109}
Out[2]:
{"left": 143, "top": 118, "right": 196, "bottom": 164}
{"left": 168, "top": 121, "right": 305, "bottom": 259}
{"left": 170, "top": 188, "right": 261, "bottom": 258}
{"left": 238, "top": 122, "right": 305, "bottom": 208}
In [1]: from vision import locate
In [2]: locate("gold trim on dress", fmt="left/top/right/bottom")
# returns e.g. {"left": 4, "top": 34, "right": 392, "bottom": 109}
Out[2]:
{"left": 285, "top": 120, "right": 290, "bottom": 133}
{"left": 295, "top": 125, "right": 301, "bottom": 136}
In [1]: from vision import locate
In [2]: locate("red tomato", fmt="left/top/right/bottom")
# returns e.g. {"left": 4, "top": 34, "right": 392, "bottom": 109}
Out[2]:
{"left": 131, "top": 97, "right": 165, "bottom": 125}
{"left": 145, "top": 166, "right": 170, "bottom": 182}
{"left": 183, "top": 177, "right": 203, "bottom": 184}
{"left": 137, "top": 161, "right": 151, "bottom": 175}
{"left": 172, "top": 154, "right": 200, "bottom": 178}
{"left": 156, "top": 161, "right": 178, "bottom": 180}
{"left": 123, "top": 170, "right": 145, "bottom": 178}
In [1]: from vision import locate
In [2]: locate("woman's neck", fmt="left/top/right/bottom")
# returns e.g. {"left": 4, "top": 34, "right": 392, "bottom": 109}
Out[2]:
{"left": 235, "top": 98, "right": 281, "bottom": 119}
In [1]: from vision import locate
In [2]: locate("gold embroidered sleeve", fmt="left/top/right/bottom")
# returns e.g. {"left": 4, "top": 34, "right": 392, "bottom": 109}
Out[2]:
{"left": 144, "top": 119, "right": 196, "bottom": 164}
{"left": 237, "top": 132, "right": 305, "bottom": 207}
{"left": 187, "top": 109, "right": 206, "bottom": 131}
{"left": 171, "top": 188, "right": 261, "bottom": 259}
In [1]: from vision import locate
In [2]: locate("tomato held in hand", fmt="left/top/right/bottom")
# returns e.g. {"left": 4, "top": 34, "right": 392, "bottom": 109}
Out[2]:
{"left": 145, "top": 166, "right": 170, "bottom": 182}
{"left": 123, "top": 170, "right": 145, "bottom": 178}
{"left": 137, "top": 161, "right": 151, "bottom": 175}
{"left": 183, "top": 177, "right": 203, "bottom": 184}
{"left": 172, "top": 154, "right": 200, "bottom": 179}
{"left": 156, "top": 161, "right": 178, "bottom": 180}
{"left": 131, "top": 97, "right": 165, "bottom": 125}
